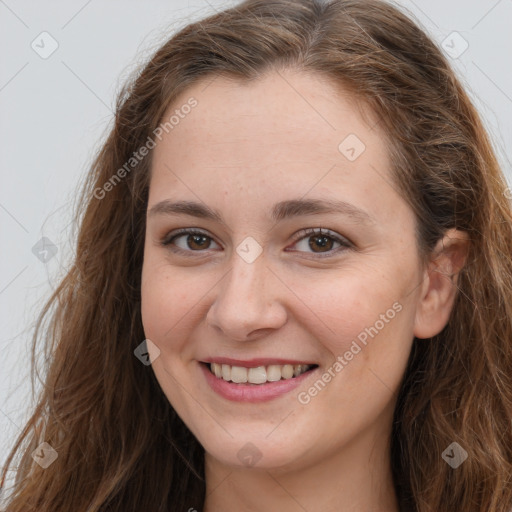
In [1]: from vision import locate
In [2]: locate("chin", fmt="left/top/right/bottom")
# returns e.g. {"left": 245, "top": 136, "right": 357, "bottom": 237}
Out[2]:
{"left": 199, "top": 427, "right": 313, "bottom": 471}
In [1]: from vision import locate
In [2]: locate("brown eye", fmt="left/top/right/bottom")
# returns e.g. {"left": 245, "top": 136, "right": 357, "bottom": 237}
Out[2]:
{"left": 185, "top": 234, "right": 211, "bottom": 250}
{"left": 161, "top": 227, "right": 352, "bottom": 258}
{"left": 162, "top": 229, "right": 221, "bottom": 254}
{"left": 308, "top": 234, "right": 335, "bottom": 253}
{"left": 288, "top": 228, "right": 352, "bottom": 257}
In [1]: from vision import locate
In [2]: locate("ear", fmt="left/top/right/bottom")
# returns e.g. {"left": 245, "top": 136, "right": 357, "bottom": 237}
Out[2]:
{"left": 413, "top": 229, "right": 469, "bottom": 339}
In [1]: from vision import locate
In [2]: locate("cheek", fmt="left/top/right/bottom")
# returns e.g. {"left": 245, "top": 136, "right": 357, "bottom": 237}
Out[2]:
{"left": 323, "top": 302, "right": 413, "bottom": 403}
{"left": 297, "top": 287, "right": 413, "bottom": 428}
{"left": 291, "top": 265, "right": 407, "bottom": 344}
{"left": 140, "top": 258, "right": 192, "bottom": 348}
{"left": 140, "top": 254, "right": 218, "bottom": 362}
{"left": 294, "top": 262, "right": 416, "bottom": 388}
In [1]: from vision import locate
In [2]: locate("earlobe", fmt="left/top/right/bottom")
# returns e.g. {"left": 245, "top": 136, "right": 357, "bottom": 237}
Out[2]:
{"left": 413, "top": 229, "right": 470, "bottom": 339}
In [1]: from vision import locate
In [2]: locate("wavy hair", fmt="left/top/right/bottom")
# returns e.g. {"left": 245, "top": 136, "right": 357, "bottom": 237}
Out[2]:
{"left": 2, "top": 0, "right": 512, "bottom": 510}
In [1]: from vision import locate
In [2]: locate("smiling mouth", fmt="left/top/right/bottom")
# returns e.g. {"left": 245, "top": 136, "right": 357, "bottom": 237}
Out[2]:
{"left": 204, "top": 362, "right": 318, "bottom": 385}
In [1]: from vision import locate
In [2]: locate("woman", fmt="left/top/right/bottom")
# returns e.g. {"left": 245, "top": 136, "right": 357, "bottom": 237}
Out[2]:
{"left": 2, "top": 0, "right": 512, "bottom": 510}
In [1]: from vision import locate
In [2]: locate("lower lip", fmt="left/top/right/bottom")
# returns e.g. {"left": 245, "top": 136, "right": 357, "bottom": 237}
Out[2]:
{"left": 200, "top": 363, "right": 317, "bottom": 403}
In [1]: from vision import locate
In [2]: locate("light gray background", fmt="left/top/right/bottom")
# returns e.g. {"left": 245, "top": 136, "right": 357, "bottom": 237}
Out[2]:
{"left": 1, "top": 0, "right": 511, "bottom": 477}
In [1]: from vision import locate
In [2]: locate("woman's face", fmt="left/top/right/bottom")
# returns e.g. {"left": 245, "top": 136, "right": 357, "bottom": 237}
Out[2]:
{"left": 141, "top": 69, "right": 427, "bottom": 471}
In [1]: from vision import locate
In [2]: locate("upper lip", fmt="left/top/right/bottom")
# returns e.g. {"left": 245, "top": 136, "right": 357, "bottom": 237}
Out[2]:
{"left": 201, "top": 357, "right": 317, "bottom": 368}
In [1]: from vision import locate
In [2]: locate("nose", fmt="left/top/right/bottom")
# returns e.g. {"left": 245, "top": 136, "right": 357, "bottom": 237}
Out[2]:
{"left": 205, "top": 251, "right": 288, "bottom": 342}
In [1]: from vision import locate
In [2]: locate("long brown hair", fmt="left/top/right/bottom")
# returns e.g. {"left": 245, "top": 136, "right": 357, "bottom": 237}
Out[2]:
{"left": 2, "top": 0, "right": 512, "bottom": 510}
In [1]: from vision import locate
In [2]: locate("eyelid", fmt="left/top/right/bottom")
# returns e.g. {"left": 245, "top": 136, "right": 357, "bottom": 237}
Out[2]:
{"left": 290, "top": 227, "right": 352, "bottom": 247}
{"left": 285, "top": 227, "right": 352, "bottom": 258}
{"left": 161, "top": 228, "right": 221, "bottom": 254}
{"left": 160, "top": 227, "right": 353, "bottom": 257}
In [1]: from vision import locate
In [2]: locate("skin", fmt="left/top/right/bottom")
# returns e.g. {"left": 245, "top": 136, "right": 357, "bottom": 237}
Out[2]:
{"left": 140, "top": 68, "right": 468, "bottom": 512}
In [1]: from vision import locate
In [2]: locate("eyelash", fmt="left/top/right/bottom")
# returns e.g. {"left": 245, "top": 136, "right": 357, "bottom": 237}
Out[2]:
{"left": 160, "top": 227, "right": 352, "bottom": 258}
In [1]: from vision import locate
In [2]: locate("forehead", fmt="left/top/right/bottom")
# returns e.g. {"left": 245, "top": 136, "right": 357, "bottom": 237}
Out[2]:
{"left": 159, "top": 70, "right": 378, "bottom": 157}
{"left": 148, "top": 69, "right": 407, "bottom": 229}
{"left": 152, "top": 70, "right": 385, "bottom": 172}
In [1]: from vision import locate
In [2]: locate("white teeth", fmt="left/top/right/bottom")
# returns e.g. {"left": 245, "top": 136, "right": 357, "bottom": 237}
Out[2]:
{"left": 221, "top": 364, "right": 231, "bottom": 381}
{"left": 209, "top": 362, "right": 312, "bottom": 384}
{"left": 213, "top": 364, "right": 222, "bottom": 378}
{"left": 281, "top": 364, "right": 294, "bottom": 379}
{"left": 248, "top": 366, "right": 267, "bottom": 384}
{"left": 230, "top": 366, "right": 248, "bottom": 383}
{"left": 266, "top": 365, "right": 282, "bottom": 382}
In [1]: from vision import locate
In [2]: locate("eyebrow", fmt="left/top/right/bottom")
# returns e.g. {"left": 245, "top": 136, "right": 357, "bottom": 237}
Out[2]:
{"left": 148, "top": 198, "right": 375, "bottom": 226}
